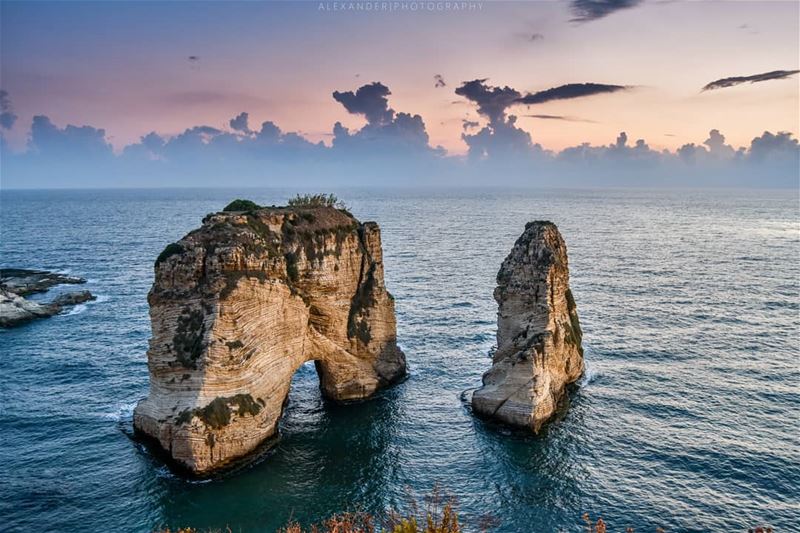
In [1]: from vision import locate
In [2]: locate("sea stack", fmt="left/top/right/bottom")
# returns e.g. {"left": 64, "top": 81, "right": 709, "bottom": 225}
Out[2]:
{"left": 133, "top": 201, "right": 406, "bottom": 474}
{"left": 472, "top": 221, "right": 584, "bottom": 432}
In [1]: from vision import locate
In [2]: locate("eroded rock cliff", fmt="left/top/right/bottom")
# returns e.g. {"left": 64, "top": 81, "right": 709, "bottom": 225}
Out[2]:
{"left": 133, "top": 203, "right": 406, "bottom": 474}
{"left": 472, "top": 221, "right": 584, "bottom": 432}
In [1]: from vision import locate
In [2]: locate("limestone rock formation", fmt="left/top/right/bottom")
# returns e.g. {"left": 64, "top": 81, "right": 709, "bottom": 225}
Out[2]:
{"left": 0, "top": 268, "right": 86, "bottom": 295}
{"left": 134, "top": 202, "right": 406, "bottom": 474}
{"left": 472, "top": 221, "right": 584, "bottom": 432}
{"left": 0, "top": 269, "right": 95, "bottom": 328}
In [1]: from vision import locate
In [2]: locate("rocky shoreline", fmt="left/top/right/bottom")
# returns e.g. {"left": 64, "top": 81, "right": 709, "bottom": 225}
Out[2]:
{"left": 0, "top": 269, "right": 96, "bottom": 328}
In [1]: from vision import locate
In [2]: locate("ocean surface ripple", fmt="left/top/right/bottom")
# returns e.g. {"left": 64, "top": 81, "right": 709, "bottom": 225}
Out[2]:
{"left": 1, "top": 188, "right": 797, "bottom": 532}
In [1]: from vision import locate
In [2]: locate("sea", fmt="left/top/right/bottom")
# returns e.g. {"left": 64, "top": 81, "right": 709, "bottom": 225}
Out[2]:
{"left": 1, "top": 187, "right": 798, "bottom": 532}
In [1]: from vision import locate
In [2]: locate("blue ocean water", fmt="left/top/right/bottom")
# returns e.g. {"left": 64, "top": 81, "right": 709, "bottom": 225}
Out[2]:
{"left": 0, "top": 187, "right": 798, "bottom": 532}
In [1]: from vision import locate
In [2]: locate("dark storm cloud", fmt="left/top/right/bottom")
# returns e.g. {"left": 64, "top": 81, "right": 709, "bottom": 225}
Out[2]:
{"left": 454, "top": 79, "right": 521, "bottom": 124}
{"left": 524, "top": 114, "right": 598, "bottom": 123}
{"left": 332, "top": 82, "right": 395, "bottom": 125}
{"left": 701, "top": 70, "right": 800, "bottom": 91}
{"left": 434, "top": 74, "right": 446, "bottom": 88}
{"left": 569, "top": 0, "right": 643, "bottom": 22}
{"left": 518, "top": 83, "right": 629, "bottom": 105}
{"left": 0, "top": 90, "right": 18, "bottom": 130}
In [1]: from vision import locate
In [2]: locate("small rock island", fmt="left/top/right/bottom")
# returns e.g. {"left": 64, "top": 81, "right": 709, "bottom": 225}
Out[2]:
{"left": 0, "top": 269, "right": 95, "bottom": 328}
{"left": 472, "top": 221, "right": 584, "bottom": 432}
{"left": 134, "top": 198, "right": 407, "bottom": 475}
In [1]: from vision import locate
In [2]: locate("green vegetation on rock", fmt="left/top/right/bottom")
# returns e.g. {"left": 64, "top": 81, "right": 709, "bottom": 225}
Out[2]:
{"left": 155, "top": 243, "right": 184, "bottom": 267}
{"left": 172, "top": 306, "right": 206, "bottom": 369}
{"left": 287, "top": 193, "right": 346, "bottom": 209}
{"left": 223, "top": 199, "right": 262, "bottom": 212}
{"left": 175, "top": 394, "right": 262, "bottom": 429}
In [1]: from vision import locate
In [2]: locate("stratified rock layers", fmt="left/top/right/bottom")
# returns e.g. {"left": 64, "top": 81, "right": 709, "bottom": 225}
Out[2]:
{"left": 472, "top": 221, "right": 584, "bottom": 432}
{"left": 133, "top": 206, "right": 406, "bottom": 474}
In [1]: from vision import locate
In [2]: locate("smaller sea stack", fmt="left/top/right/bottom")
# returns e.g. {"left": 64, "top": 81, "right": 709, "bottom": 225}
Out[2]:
{"left": 472, "top": 221, "right": 584, "bottom": 432}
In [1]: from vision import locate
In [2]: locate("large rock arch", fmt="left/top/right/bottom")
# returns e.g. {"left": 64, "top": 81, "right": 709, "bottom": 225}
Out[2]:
{"left": 134, "top": 204, "right": 406, "bottom": 475}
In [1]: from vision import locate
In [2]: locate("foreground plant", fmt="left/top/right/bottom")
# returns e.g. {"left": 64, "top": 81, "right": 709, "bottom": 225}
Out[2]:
{"left": 278, "top": 486, "right": 461, "bottom": 533}
{"left": 287, "top": 193, "right": 346, "bottom": 209}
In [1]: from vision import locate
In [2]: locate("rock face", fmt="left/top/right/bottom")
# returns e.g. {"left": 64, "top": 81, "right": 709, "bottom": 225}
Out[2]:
{"left": 472, "top": 221, "right": 584, "bottom": 432}
{"left": 0, "top": 268, "right": 86, "bottom": 295}
{"left": 0, "top": 269, "right": 95, "bottom": 328}
{"left": 133, "top": 204, "right": 406, "bottom": 475}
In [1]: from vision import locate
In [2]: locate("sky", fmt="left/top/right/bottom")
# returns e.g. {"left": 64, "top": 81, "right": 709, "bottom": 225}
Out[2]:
{"left": 0, "top": 0, "right": 798, "bottom": 188}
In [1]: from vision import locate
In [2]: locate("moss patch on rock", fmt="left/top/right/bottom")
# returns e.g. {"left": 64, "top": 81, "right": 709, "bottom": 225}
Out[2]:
{"left": 155, "top": 243, "right": 185, "bottom": 267}
{"left": 175, "top": 394, "right": 262, "bottom": 429}
{"left": 223, "top": 199, "right": 262, "bottom": 212}
{"left": 172, "top": 306, "right": 206, "bottom": 369}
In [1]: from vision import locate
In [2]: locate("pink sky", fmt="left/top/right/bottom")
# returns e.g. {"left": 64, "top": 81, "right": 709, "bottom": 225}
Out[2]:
{"left": 1, "top": 1, "right": 798, "bottom": 155}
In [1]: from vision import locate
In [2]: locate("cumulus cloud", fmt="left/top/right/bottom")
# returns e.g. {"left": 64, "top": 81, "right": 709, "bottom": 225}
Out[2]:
{"left": 455, "top": 79, "right": 625, "bottom": 158}
{"left": 29, "top": 115, "right": 112, "bottom": 157}
{"left": 570, "top": 0, "right": 643, "bottom": 22}
{"left": 332, "top": 82, "right": 395, "bottom": 125}
{"left": 455, "top": 79, "right": 521, "bottom": 125}
{"left": 454, "top": 80, "right": 539, "bottom": 159}
{"left": 434, "top": 74, "right": 446, "bottom": 88}
{"left": 703, "top": 129, "right": 736, "bottom": 159}
{"left": 518, "top": 83, "right": 629, "bottom": 105}
{"left": 332, "top": 83, "right": 435, "bottom": 156}
{"left": 229, "top": 111, "right": 252, "bottom": 134}
{"left": 747, "top": 131, "right": 800, "bottom": 161}
{"left": 461, "top": 115, "right": 539, "bottom": 159}
{"left": 2, "top": 84, "right": 797, "bottom": 189}
{"left": 702, "top": 70, "right": 800, "bottom": 91}
{"left": 0, "top": 90, "right": 18, "bottom": 130}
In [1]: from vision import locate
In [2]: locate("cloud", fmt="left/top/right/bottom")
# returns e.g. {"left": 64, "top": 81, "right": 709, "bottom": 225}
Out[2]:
{"left": 454, "top": 80, "right": 541, "bottom": 159}
{"left": 747, "top": 131, "right": 800, "bottom": 161}
{"left": 518, "top": 83, "right": 629, "bottom": 105}
{"left": 29, "top": 115, "right": 112, "bottom": 157}
{"left": 0, "top": 90, "right": 18, "bottom": 130}
{"left": 569, "top": 0, "right": 643, "bottom": 22}
{"left": 332, "top": 82, "right": 395, "bottom": 125}
{"left": 455, "top": 79, "right": 521, "bottom": 125}
{"left": 704, "top": 129, "right": 736, "bottom": 158}
{"left": 462, "top": 115, "right": 539, "bottom": 159}
{"left": 229, "top": 111, "right": 252, "bottom": 134}
{"left": 434, "top": 74, "right": 446, "bottom": 88}
{"left": 332, "top": 83, "right": 435, "bottom": 156}
{"left": 702, "top": 70, "right": 800, "bottom": 91}
{"left": 3, "top": 85, "right": 797, "bottom": 189}
{"left": 524, "top": 114, "right": 598, "bottom": 123}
